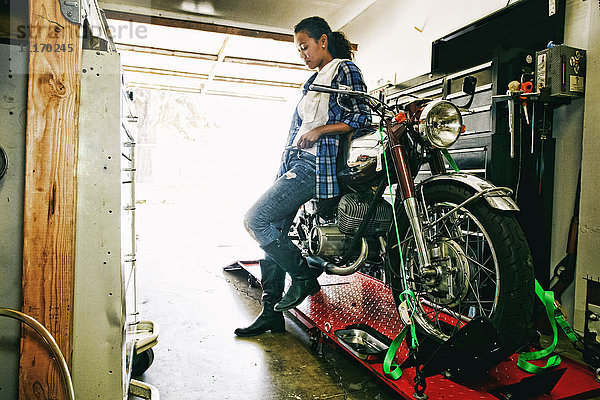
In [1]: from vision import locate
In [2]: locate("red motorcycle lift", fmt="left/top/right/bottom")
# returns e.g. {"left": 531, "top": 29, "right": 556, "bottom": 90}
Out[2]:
{"left": 227, "top": 261, "right": 600, "bottom": 400}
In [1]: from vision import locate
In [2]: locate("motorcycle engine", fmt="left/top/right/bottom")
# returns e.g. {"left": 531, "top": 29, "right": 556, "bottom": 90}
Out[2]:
{"left": 309, "top": 193, "right": 393, "bottom": 257}
{"left": 338, "top": 193, "right": 393, "bottom": 235}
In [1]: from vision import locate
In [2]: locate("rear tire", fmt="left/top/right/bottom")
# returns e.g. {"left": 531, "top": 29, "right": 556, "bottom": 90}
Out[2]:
{"left": 386, "top": 182, "right": 534, "bottom": 351}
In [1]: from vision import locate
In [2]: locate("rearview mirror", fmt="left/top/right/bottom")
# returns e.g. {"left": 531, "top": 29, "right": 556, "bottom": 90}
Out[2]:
{"left": 458, "top": 76, "right": 478, "bottom": 109}
{"left": 463, "top": 75, "right": 477, "bottom": 96}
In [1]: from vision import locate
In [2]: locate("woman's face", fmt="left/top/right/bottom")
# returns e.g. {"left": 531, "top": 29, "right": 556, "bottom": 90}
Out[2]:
{"left": 294, "top": 31, "right": 331, "bottom": 70}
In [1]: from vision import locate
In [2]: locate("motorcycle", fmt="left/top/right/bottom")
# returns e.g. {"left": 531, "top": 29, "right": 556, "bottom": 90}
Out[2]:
{"left": 289, "top": 79, "right": 535, "bottom": 352}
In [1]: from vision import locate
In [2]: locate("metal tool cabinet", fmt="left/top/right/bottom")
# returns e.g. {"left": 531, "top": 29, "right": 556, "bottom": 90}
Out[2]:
{"left": 0, "top": 43, "right": 156, "bottom": 400}
{"left": 72, "top": 49, "right": 157, "bottom": 400}
{"left": 384, "top": 48, "right": 557, "bottom": 286}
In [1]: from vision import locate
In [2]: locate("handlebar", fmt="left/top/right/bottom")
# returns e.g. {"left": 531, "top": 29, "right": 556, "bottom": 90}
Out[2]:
{"left": 308, "top": 84, "right": 396, "bottom": 115}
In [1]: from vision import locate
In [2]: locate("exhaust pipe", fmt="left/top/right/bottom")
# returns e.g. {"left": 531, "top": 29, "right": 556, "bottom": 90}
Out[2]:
{"left": 306, "top": 238, "right": 368, "bottom": 276}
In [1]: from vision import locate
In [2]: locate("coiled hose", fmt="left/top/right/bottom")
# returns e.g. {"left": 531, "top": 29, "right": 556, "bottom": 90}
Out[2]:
{"left": 0, "top": 308, "right": 75, "bottom": 400}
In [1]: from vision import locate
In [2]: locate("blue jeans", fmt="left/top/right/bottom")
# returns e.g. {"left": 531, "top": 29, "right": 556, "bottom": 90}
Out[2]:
{"left": 244, "top": 149, "right": 316, "bottom": 247}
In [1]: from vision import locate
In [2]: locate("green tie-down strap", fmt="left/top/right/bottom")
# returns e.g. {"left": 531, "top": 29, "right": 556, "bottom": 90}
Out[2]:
{"left": 414, "top": 150, "right": 579, "bottom": 374}
{"left": 517, "top": 280, "right": 581, "bottom": 374}
{"left": 442, "top": 149, "right": 461, "bottom": 172}
{"left": 378, "top": 125, "right": 418, "bottom": 380}
{"left": 555, "top": 309, "right": 580, "bottom": 343}
{"left": 440, "top": 147, "right": 579, "bottom": 373}
{"left": 383, "top": 280, "right": 581, "bottom": 378}
{"left": 382, "top": 325, "right": 409, "bottom": 380}
{"left": 383, "top": 290, "right": 419, "bottom": 380}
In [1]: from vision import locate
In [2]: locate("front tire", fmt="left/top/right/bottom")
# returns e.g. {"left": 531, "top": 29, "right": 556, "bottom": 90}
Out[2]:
{"left": 386, "top": 182, "right": 534, "bottom": 351}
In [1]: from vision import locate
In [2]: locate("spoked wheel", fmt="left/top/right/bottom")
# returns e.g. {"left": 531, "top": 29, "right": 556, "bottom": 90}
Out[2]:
{"left": 386, "top": 182, "right": 534, "bottom": 350}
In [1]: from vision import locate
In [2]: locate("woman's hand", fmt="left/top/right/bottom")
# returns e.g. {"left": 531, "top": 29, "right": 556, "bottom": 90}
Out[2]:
{"left": 296, "top": 127, "right": 323, "bottom": 149}
{"left": 296, "top": 122, "right": 353, "bottom": 149}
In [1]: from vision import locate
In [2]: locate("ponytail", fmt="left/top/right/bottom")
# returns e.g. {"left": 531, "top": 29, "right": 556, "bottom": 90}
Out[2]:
{"left": 327, "top": 31, "right": 353, "bottom": 60}
{"left": 294, "top": 16, "right": 354, "bottom": 60}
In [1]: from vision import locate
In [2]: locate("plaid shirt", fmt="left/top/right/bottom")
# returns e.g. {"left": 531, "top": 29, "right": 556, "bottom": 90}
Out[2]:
{"left": 279, "top": 60, "right": 372, "bottom": 199}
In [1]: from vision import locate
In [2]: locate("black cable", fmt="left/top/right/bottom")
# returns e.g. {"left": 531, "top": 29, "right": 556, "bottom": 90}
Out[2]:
{"left": 514, "top": 114, "right": 523, "bottom": 202}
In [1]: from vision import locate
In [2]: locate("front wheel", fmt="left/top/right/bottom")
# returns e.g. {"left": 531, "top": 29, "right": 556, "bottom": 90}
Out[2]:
{"left": 386, "top": 182, "right": 534, "bottom": 351}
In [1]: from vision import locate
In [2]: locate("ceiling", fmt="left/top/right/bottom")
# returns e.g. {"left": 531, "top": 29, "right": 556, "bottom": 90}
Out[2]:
{"left": 111, "top": 20, "right": 309, "bottom": 100}
{"left": 98, "top": 0, "right": 377, "bottom": 34}
{"left": 98, "top": 0, "right": 377, "bottom": 101}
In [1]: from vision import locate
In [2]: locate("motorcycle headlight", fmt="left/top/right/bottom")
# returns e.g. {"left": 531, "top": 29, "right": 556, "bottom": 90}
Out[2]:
{"left": 417, "top": 100, "right": 463, "bottom": 149}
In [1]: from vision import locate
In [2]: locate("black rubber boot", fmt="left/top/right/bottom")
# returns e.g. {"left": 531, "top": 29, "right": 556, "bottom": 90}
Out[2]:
{"left": 234, "top": 259, "right": 286, "bottom": 337}
{"left": 261, "top": 234, "right": 320, "bottom": 312}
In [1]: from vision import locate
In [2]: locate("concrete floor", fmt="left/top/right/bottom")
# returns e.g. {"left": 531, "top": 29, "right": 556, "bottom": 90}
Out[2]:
{"left": 130, "top": 198, "right": 399, "bottom": 400}
{"left": 128, "top": 189, "right": 599, "bottom": 400}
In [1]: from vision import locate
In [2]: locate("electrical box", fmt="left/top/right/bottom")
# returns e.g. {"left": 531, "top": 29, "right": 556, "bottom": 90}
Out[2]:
{"left": 535, "top": 45, "right": 586, "bottom": 97}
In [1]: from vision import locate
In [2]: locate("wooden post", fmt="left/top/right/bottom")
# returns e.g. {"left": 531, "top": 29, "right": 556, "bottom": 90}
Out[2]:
{"left": 20, "top": 0, "right": 82, "bottom": 398}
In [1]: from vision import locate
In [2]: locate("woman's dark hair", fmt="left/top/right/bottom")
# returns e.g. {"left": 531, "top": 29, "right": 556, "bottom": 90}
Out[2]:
{"left": 294, "top": 16, "right": 353, "bottom": 60}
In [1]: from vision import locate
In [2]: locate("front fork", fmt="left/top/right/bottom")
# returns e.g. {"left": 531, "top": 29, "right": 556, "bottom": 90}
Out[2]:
{"left": 403, "top": 197, "right": 431, "bottom": 269}
{"left": 387, "top": 120, "right": 449, "bottom": 269}
{"left": 388, "top": 136, "right": 432, "bottom": 269}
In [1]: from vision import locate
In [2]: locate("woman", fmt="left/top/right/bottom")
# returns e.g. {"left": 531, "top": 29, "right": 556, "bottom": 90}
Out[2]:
{"left": 235, "top": 16, "right": 371, "bottom": 337}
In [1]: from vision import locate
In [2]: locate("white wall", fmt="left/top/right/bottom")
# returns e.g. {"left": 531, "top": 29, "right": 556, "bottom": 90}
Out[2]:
{"left": 343, "top": 0, "right": 515, "bottom": 88}
{"left": 549, "top": 0, "right": 591, "bottom": 329}
{"left": 573, "top": 0, "right": 600, "bottom": 333}
{"left": 345, "top": 0, "right": 598, "bottom": 330}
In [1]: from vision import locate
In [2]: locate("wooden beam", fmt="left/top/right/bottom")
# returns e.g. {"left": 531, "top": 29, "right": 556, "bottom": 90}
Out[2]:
{"left": 126, "top": 82, "right": 287, "bottom": 101}
{"left": 104, "top": 9, "right": 295, "bottom": 42}
{"left": 201, "top": 36, "right": 229, "bottom": 95}
{"left": 115, "top": 42, "right": 308, "bottom": 71}
{"left": 223, "top": 55, "right": 307, "bottom": 71}
{"left": 21, "top": 0, "right": 82, "bottom": 399}
{"left": 104, "top": 10, "right": 358, "bottom": 51}
{"left": 212, "top": 75, "right": 301, "bottom": 89}
{"left": 115, "top": 43, "right": 218, "bottom": 62}
{"left": 122, "top": 65, "right": 210, "bottom": 80}
{"left": 122, "top": 64, "right": 302, "bottom": 88}
{"left": 127, "top": 82, "right": 202, "bottom": 94}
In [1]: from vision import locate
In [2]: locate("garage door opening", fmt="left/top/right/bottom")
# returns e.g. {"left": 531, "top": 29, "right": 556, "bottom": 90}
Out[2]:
{"left": 110, "top": 18, "right": 308, "bottom": 264}
{"left": 107, "top": 17, "right": 369, "bottom": 398}
{"left": 103, "top": 17, "right": 401, "bottom": 400}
